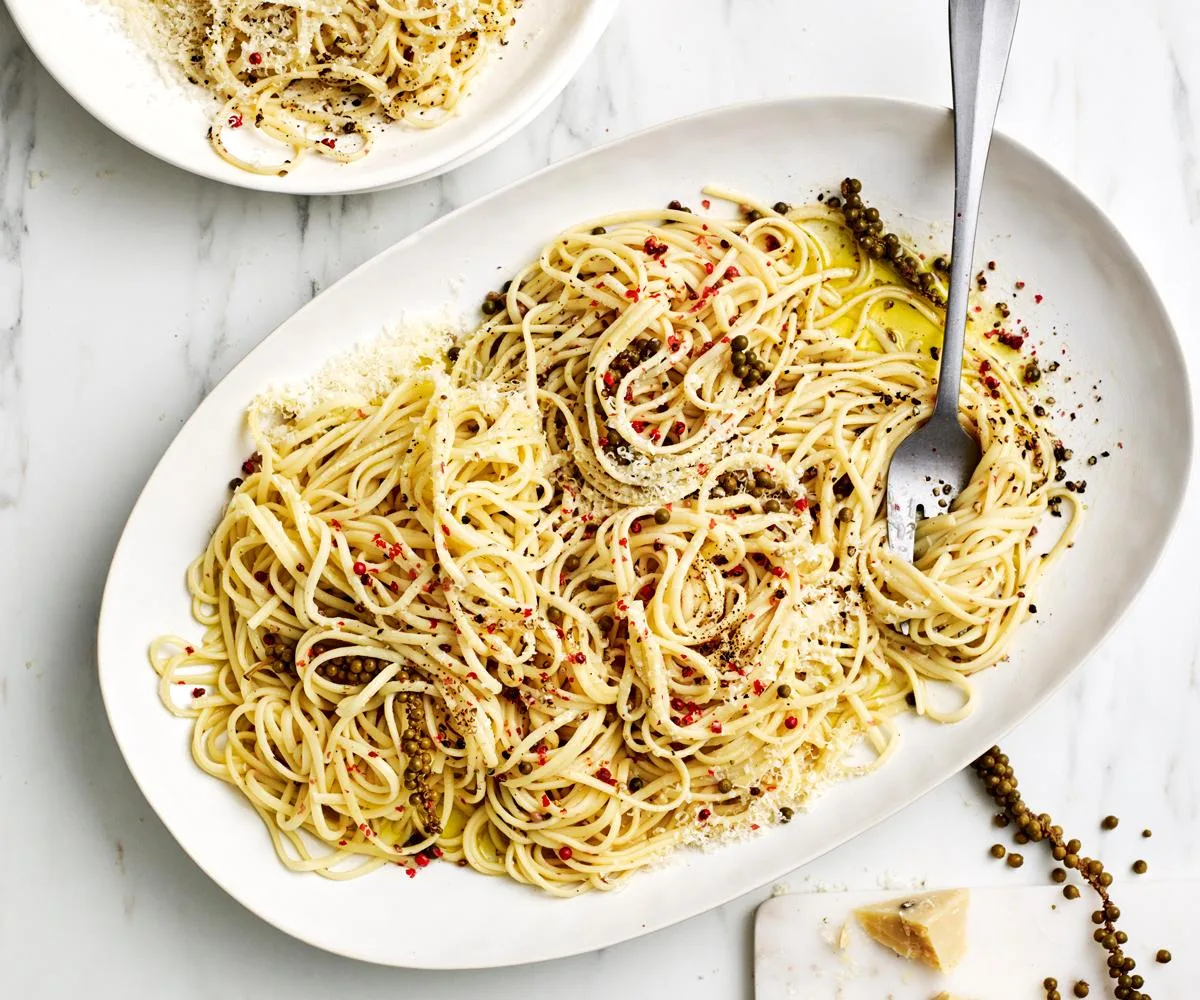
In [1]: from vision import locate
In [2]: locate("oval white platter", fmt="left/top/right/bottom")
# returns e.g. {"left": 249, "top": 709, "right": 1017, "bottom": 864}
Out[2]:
{"left": 98, "top": 97, "right": 1193, "bottom": 968}
{"left": 5, "top": 0, "right": 617, "bottom": 194}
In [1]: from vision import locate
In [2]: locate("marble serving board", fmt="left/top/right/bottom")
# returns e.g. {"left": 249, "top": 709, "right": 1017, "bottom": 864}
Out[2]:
{"left": 755, "top": 881, "right": 1194, "bottom": 1000}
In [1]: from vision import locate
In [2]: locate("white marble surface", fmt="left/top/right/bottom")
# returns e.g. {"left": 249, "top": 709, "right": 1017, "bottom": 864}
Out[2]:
{"left": 1, "top": 1, "right": 1198, "bottom": 996}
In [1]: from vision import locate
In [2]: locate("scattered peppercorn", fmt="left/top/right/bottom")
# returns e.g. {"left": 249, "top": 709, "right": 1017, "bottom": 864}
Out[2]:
{"left": 1132, "top": 860, "right": 1148, "bottom": 875}
{"left": 1155, "top": 950, "right": 1171, "bottom": 964}
{"left": 990, "top": 844, "right": 1007, "bottom": 859}
{"left": 1073, "top": 982, "right": 1089, "bottom": 997}
{"left": 1102, "top": 815, "right": 1120, "bottom": 830}
{"left": 833, "top": 178, "right": 946, "bottom": 307}
{"left": 972, "top": 748, "right": 1154, "bottom": 998}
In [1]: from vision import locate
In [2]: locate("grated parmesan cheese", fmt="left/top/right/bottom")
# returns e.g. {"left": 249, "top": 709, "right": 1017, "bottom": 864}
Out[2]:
{"left": 98, "top": 0, "right": 210, "bottom": 91}
{"left": 252, "top": 319, "right": 459, "bottom": 430}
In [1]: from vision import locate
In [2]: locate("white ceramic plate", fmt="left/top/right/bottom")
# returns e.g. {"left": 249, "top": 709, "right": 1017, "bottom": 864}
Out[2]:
{"left": 99, "top": 97, "right": 1193, "bottom": 968}
{"left": 5, "top": 0, "right": 617, "bottom": 194}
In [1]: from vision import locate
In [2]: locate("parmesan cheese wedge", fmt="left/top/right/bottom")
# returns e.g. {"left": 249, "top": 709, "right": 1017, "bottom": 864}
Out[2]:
{"left": 854, "top": 888, "right": 970, "bottom": 971}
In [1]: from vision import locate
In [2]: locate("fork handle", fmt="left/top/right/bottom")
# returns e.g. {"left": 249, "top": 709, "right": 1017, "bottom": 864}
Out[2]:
{"left": 936, "top": 0, "right": 1021, "bottom": 419}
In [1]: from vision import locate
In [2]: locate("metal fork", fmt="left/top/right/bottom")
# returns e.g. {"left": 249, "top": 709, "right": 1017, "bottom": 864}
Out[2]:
{"left": 885, "top": 0, "right": 1020, "bottom": 594}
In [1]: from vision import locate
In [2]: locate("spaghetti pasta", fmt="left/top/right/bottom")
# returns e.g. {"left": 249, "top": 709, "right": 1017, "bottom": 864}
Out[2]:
{"left": 151, "top": 191, "right": 1079, "bottom": 894}
{"left": 117, "top": 0, "right": 520, "bottom": 173}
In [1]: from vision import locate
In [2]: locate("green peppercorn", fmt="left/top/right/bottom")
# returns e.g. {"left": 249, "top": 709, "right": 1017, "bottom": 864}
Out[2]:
{"left": 763, "top": 498, "right": 781, "bottom": 514}
{"left": 1156, "top": 949, "right": 1171, "bottom": 963}
{"left": 777, "top": 683, "right": 792, "bottom": 698}
{"left": 772, "top": 201, "right": 790, "bottom": 215}
{"left": 1074, "top": 982, "right": 1089, "bottom": 997}
{"left": 1064, "top": 885, "right": 1081, "bottom": 900}
{"left": 628, "top": 776, "right": 644, "bottom": 792}
{"left": 653, "top": 508, "right": 670, "bottom": 525}
{"left": 1132, "top": 859, "right": 1147, "bottom": 874}
{"left": 990, "top": 844, "right": 1006, "bottom": 859}
{"left": 731, "top": 334, "right": 749, "bottom": 351}
{"left": 1102, "top": 815, "right": 1120, "bottom": 830}
{"left": 1007, "top": 852, "right": 1024, "bottom": 868}
{"left": 717, "top": 778, "right": 733, "bottom": 794}
{"left": 779, "top": 807, "right": 794, "bottom": 823}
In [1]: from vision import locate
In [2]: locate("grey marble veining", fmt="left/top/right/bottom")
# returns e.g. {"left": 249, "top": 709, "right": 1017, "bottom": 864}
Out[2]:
{"left": 0, "top": 22, "right": 34, "bottom": 510}
{"left": 1, "top": 1, "right": 1198, "bottom": 997}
